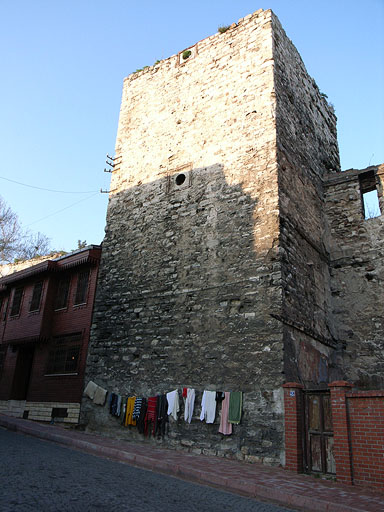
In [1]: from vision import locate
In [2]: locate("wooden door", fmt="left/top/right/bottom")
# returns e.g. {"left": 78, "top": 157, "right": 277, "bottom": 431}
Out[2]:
{"left": 305, "top": 391, "right": 335, "bottom": 475}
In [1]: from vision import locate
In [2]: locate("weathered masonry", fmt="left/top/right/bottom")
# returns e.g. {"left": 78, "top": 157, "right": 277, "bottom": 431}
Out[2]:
{"left": 325, "top": 165, "right": 384, "bottom": 388}
{"left": 82, "top": 8, "right": 383, "bottom": 469}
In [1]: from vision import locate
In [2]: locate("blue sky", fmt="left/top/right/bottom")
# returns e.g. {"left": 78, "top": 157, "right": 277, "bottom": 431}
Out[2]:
{"left": 0, "top": 0, "right": 383, "bottom": 252}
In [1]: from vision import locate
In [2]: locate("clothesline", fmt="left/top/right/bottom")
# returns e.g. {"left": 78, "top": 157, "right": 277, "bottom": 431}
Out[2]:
{"left": 84, "top": 381, "right": 243, "bottom": 437}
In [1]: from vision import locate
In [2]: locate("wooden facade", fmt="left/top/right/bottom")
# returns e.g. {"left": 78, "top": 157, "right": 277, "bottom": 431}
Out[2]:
{"left": 0, "top": 246, "right": 101, "bottom": 423}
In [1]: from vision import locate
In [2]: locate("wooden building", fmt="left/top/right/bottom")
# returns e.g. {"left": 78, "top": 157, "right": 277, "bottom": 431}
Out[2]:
{"left": 0, "top": 245, "right": 101, "bottom": 424}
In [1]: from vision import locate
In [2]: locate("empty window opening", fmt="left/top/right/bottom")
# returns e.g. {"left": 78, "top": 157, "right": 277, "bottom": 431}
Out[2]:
{"left": 175, "top": 173, "right": 186, "bottom": 186}
{"left": 362, "top": 190, "right": 381, "bottom": 219}
{"left": 10, "top": 287, "right": 23, "bottom": 316}
{"left": 359, "top": 171, "right": 381, "bottom": 219}
{"left": 74, "top": 271, "right": 89, "bottom": 305}
{"left": 30, "top": 281, "right": 43, "bottom": 312}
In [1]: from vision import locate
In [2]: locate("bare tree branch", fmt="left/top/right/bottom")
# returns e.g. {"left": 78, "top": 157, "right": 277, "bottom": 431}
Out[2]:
{"left": 0, "top": 195, "right": 51, "bottom": 264}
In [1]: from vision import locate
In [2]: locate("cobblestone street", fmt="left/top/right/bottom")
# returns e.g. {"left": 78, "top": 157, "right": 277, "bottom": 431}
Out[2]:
{"left": 0, "top": 428, "right": 293, "bottom": 512}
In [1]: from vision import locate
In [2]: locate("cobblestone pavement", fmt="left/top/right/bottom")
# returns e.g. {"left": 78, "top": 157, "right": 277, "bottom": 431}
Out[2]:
{"left": 0, "top": 429, "right": 294, "bottom": 512}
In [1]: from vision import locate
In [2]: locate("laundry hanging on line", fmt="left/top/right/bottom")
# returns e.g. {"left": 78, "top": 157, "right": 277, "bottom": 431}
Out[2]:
{"left": 200, "top": 390, "right": 217, "bottom": 423}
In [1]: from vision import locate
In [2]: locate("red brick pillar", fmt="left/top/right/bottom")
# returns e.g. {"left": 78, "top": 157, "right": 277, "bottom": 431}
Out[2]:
{"left": 283, "top": 382, "right": 304, "bottom": 472}
{"left": 329, "top": 381, "right": 353, "bottom": 485}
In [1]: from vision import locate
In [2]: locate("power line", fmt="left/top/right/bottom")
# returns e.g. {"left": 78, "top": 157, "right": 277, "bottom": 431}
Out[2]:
{"left": 0, "top": 175, "right": 98, "bottom": 194}
{"left": 26, "top": 192, "right": 101, "bottom": 227}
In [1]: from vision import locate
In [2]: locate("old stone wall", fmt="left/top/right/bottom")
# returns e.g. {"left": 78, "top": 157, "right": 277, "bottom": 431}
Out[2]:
{"left": 82, "top": 7, "right": 383, "bottom": 466}
{"left": 325, "top": 164, "right": 384, "bottom": 388}
{"left": 270, "top": 13, "right": 341, "bottom": 387}
{"left": 83, "top": 9, "right": 286, "bottom": 464}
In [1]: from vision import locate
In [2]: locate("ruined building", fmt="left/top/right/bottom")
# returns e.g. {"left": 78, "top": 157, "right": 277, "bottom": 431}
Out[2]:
{"left": 82, "top": 9, "right": 384, "bottom": 469}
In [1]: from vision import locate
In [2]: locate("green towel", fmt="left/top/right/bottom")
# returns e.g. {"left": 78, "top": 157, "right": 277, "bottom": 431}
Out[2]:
{"left": 228, "top": 391, "right": 242, "bottom": 424}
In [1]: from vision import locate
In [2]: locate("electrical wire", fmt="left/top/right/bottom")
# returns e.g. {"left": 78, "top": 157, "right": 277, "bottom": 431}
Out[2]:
{"left": 0, "top": 175, "right": 98, "bottom": 194}
{"left": 26, "top": 192, "right": 101, "bottom": 227}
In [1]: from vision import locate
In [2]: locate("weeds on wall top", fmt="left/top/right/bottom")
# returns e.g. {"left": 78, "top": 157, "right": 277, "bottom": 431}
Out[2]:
{"left": 218, "top": 25, "right": 231, "bottom": 33}
{"left": 320, "top": 91, "right": 336, "bottom": 114}
{"left": 133, "top": 65, "right": 150, "bottom": 74}
{"left": 182, "top": 50, "right": 192, "bottom": 60}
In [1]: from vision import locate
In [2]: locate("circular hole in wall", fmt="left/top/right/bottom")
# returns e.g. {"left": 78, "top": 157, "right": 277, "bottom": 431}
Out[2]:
{"left": 175, "top": 173, "right": 186, "bottom": 186}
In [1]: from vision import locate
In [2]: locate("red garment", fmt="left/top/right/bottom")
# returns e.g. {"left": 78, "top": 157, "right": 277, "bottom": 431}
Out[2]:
{"left": 182, "top": 387, "right": 188, "bottom": 398}
{"left": 145, "top": 396, "right": 157, "bottom": 436}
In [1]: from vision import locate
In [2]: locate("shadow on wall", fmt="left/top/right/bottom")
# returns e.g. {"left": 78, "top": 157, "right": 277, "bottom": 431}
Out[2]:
{"left": 89, "top": 163, "right": 284, "bottom": 393}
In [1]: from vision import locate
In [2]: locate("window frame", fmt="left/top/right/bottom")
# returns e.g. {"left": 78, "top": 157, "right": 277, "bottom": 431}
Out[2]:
{"left": 10, "top": 286, "right": 24, "bottom": 317}
{"left": 54, "top": 276, "right": 71, "bottom": 311}
{"left": 74, "top": 270, "right": 90, "bottom": 306}
{"left": 29, "top": 281, "right": 44, "bottom": 312}
{"left": 45, "top": 332, "right": 82, "bottom": 376}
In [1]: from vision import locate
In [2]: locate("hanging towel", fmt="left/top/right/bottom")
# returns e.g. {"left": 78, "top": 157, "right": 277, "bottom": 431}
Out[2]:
{"left": 228, "top": 391, "right": 243, "bottom": 424}
{"left": 184, "top": 388, "right": 195, "bottom": 423}
{"left": 219, "top": 391, "right": 232, "bottom": 435}
{"left": 166, "top": 389, "right": 180, "bottom": 420}
{"left": 200, "top": 390, "right": 216, "bottom": 423}
{"left": 93, "top": 385, "right": 107, "bottom": 405}
{"left": 84, "top": 381, "right": 98, "bottom": 400}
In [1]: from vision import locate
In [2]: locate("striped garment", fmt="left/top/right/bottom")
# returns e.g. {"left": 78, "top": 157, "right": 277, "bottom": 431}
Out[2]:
{"left": 132, "top": 397, "right": 143, "bottom": 420}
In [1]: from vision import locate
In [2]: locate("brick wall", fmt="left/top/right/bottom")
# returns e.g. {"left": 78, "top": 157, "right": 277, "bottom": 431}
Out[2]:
{"left": 283, "top": 382, "right": 304, "bottom": 472}
{"left": 347, "top": 390, "right": 384, "bottom": 488}
{"left": 329, "top": 381, "right": 353, "bottom": 484}
{"left": 284, "top": 380, "right": 384, "bottom": 490}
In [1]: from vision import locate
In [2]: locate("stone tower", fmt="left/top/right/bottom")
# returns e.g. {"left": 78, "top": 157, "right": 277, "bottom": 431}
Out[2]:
{"left": 82, "top": 9, "right": 340, "bottom": 464}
